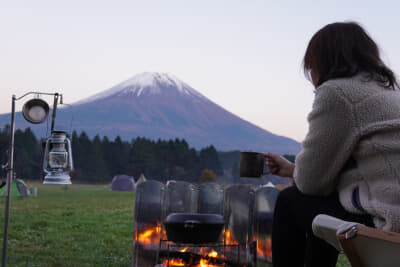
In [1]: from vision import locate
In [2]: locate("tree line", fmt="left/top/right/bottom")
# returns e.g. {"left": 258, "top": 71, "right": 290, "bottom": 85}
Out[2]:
{"left": 0, "top": 126, "right": 223, "bottom": 183}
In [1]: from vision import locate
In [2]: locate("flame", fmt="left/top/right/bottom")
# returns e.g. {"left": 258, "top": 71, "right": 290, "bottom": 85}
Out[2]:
{"left": 199, "top": 258, "right": 220, "bottom": 267}
{"left": 199, "top": 248, "right": 218, "bottom": 258}
{"left": 222, "top": 229, "right": 238, "bottom": 245}
{"left": 137, "top": 225, "right": 161, "bottom": 245}
{"left": 256, "top": 237, "right": 272, "bottom": 260}
{"left": 207, "top": 250, "right": 218, "bottom": 258}
{"left": 179, "top": 247, "right": 189, "bottom": 253}
{"left": 163, "top": 249, "right": 221, "bottom": 267}
{"left": 199, "top": 249, "right": 220, "bottom": 266}
{"left": 163, "top": 258, "right": 186, "bottom": 266}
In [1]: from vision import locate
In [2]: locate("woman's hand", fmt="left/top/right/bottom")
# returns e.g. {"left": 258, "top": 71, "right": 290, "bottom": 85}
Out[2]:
{"left": 264, "top": 153, "right": 295, "bottom": 178}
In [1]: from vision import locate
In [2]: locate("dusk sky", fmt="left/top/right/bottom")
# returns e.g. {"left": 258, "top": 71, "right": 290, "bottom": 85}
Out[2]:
{"left": 1, "top": 0, "right": 399, "bottom": 142}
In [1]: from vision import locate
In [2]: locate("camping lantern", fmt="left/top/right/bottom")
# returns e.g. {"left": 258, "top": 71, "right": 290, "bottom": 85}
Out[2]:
{"left": 43, "top": 131, "right": 73, "bottom": 184}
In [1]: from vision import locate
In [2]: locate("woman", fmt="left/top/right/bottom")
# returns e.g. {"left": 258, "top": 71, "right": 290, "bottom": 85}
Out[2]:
{"left": 266, "top": 22, "right": 400, "bottom": 267}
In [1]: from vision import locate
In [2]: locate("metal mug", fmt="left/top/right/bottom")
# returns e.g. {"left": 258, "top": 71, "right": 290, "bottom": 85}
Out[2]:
{"left": 239, "top": 152, "right": 269, "bottom": 178}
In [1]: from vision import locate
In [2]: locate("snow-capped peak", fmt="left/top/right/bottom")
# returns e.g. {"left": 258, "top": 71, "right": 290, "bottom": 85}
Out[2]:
{"left": 121, "top": 72, "right": 186, "bottom": 92}
{"left": 77, "top": 72, "right": 207, "bottom": 104}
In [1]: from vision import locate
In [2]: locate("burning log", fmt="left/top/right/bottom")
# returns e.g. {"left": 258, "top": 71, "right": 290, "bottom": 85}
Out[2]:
{"left": 158, "top": 250, "right": 246, "bottom": 267}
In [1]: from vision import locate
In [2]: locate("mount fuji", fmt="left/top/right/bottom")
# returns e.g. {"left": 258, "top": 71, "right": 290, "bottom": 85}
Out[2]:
{"left": 0, "top": 72, "right": 301, "bottom": 153}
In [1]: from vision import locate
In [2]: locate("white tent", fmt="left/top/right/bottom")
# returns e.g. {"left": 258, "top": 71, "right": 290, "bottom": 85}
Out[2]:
{"left": 136, "top": 173, "right": 147, "bottom": 186}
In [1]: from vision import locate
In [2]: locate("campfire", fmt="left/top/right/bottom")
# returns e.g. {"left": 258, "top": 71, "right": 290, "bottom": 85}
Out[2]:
{"left": 133, "top": 180, "right": 278, "bottom": 267}
{"left": 136, "top": 225, "right": 233, "bottom": 266}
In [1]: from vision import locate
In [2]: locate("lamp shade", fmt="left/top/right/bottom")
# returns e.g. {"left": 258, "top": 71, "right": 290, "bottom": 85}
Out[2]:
{"left": 22, "top": 98, "right": 50, "bottom": 124}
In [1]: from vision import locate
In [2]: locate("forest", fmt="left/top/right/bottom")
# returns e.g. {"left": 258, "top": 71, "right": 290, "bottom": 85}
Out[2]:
{"left": 0, "top": 126, "right": 230, "bottom": 184}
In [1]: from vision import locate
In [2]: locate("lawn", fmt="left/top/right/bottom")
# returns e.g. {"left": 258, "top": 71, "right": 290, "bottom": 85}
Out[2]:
{"left": 0, "top": 183, "right": 135, "bottom": 266}
{"left": 0, "top": 183, "right": 350, "bottom": 267}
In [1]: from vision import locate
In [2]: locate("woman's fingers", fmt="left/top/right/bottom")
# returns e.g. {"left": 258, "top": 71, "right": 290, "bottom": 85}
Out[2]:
{"left": 264, "top": 152, "right": 295, "bottom": 178}
{"left": 269, "top": 166, "right": 280, "bottom": 175}
{"left": 266, "top": 156, "right": 280, "bottom": 168}
{"left": 266, "top": 154, "right": 280, "bottom": 174}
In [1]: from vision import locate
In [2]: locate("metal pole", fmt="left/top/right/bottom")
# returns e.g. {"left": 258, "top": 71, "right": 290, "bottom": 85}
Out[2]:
{"left": 50, "top": 93, "right": 59, "bottom": 132}
{"left": 2, "top": 95, "right": 16, "bottom": 267}
{"left": 1, "top": 91, "right": 60, "bottom": 266}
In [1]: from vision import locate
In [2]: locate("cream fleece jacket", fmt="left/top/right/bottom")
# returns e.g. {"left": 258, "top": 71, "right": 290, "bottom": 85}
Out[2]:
{"left": 294, "top": 73, "right": 400, "bottom": 232}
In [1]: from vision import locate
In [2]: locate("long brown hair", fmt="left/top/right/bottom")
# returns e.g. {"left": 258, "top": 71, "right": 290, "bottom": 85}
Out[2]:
{"left": 303, "top": 22, "right": 397, "bottom": 89}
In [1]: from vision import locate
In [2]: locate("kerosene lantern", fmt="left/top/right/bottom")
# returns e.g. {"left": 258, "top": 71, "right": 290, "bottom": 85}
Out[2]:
{"left": 43, "top": 130, "right": 74, "bottom": 184}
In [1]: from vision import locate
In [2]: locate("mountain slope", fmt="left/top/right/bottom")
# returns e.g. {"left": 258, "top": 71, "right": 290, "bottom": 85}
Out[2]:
{"left": 0, "top": 72, "right": 301, "bottom": 154}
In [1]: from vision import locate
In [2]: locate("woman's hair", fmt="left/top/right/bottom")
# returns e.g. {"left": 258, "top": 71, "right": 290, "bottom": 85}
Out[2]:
{"left": 303, "top": 22, "right": 397, "bottom": 89}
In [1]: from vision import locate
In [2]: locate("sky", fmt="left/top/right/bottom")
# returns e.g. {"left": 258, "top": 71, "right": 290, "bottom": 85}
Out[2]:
{"left": 1, "top": 0, "right": 399, "bottom": 142}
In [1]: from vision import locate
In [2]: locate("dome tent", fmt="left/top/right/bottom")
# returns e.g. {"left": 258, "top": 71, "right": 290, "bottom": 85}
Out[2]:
{"left": 110, "top": 174, "right": 135, "bottom": 192}
{"left": 0, "top": 179, "right": 28, "bottom": 197}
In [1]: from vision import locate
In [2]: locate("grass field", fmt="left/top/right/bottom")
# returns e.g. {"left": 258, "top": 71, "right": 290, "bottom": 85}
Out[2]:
{"left": 0, "top": 182, "right": 350, "bottom": 267}
{"left": 0, "top": 183, "right": 135, "bottom": 266}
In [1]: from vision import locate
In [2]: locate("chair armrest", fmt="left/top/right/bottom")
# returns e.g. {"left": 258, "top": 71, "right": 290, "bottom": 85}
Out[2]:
{"left": 312, "top": 214, "right": 359, "bottom": 251}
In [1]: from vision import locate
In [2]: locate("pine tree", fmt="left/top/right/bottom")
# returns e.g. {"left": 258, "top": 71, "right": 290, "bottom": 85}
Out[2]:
{"left": 198, "top": 145, "right": 223, "bottom": 176}
{"left": 85, "top": 135, "right": 109, "bottom": 182}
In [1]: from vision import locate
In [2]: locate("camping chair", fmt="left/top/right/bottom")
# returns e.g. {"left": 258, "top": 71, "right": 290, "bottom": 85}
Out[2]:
{"left": 312, "top": 214, "right": 400, "bottom": 267}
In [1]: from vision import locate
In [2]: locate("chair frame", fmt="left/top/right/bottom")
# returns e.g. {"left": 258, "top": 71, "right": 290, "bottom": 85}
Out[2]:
{"left": 338, "top": 224, "right": 400, "bottom": 267}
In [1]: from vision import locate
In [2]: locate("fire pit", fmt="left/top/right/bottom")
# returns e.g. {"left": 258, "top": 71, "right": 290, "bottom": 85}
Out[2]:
{"left": 158, "top": 241, "right": 252, "bottom": 267}
{"left": 132, "top": 181, "right": 278, "bottom": 267}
